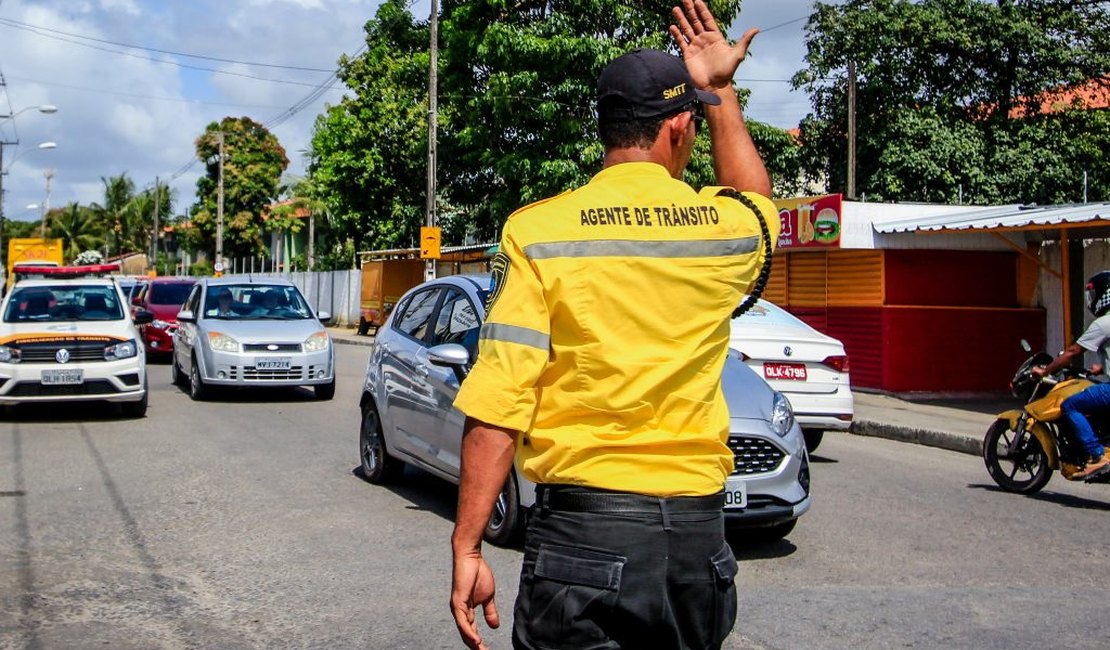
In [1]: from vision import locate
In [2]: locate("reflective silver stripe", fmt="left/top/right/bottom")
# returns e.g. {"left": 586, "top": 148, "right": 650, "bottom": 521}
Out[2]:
{"left": 480, "top": 323, "right": 550, "bottom": 350}
{"left": 523, "top": 237, "right": 758, "bottom": 260}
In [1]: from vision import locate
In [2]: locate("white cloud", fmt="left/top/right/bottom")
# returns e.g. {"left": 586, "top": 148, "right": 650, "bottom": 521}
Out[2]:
{"left": 100, "top": 0, "right": 141, "bottom": 15}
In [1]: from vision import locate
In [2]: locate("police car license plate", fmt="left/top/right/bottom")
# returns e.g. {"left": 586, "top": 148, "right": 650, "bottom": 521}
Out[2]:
{"left": 41, "top": 369, "right": 84, "bottom": 385}
{"left": 723, "top": 477, "right": 748, "bottom": 510}
{"left": 764, "top": 362, "right": 807, "bottom": 381}
{"left": 256, "top": 358, "right": 291, "bottom": 370}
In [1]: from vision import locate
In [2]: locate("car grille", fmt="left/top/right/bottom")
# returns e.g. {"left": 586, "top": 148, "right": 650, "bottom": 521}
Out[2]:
{"left": 16, "top": 342, "right": 107, "bottom": 363}
{"left": 242, "top": 366, "right": 305, "bottom": 381}
{"left": 8, "top": 380, "right": 120, "bottom": 396}
{"left": 243, "top": 343, "right": 302, "bottom": 353}
{"left": 729, "top": 436, "right": 786, "bottom": 475}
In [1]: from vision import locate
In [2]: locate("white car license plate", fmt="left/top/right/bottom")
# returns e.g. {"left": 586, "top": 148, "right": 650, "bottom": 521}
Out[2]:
{"left": 42, "top": 369, "right": 84, "bottom": 385}
{"left": 764, "top": 362, "right": 807, "bottom": 381}
{"left": 256, "top": 358, "right": 291, "bottom": 370}
{"left": 723, "top": 478, "right": 748, "bottom": 510}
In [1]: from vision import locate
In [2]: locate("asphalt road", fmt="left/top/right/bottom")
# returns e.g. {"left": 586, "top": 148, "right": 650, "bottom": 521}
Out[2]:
{"left": 1, "top": 346, "right": 1109, "bottom": 650}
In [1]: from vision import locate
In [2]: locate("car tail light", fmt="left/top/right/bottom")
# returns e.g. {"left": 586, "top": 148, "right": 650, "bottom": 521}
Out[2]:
{"left": 822, "top": 355, "right": 849, "bottom": 373}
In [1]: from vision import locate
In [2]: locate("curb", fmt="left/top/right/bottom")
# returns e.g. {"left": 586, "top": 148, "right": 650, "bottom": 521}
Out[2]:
{"left": 329, "top": 334, "right": 375, "bottom": 348}
{"left": 850, "top": 419, "right": 983, "bottom": 456}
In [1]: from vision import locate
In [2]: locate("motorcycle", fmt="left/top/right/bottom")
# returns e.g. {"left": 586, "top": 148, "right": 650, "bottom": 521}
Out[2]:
{"left": 983, "top": 342, "right": 1110, "bottom": 494}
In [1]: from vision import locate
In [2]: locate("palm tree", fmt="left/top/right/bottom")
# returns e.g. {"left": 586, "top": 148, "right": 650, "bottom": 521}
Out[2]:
{"left": 93, "top": 173, "right": 135, "bottom": 257}
{"left": 49, "top": 203, "right": 104, "bottom": 262}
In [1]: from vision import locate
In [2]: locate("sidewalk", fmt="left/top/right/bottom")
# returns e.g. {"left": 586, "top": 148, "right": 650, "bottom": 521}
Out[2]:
{"left": 327, "top": 326, "right": 1009, "bottom": 456}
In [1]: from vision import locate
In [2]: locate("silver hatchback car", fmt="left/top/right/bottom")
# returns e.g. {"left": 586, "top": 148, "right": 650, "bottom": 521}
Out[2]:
{"left": 358, "top": 276, "right": 811, "bottom": 546}
{"left": 171, "top": 277, "right": 335, "bottom": 400}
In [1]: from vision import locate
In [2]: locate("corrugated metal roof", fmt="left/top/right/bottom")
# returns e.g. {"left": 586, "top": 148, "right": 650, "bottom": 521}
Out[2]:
{"left": 874, "top": 202, "right": 1110, "bottom": 233}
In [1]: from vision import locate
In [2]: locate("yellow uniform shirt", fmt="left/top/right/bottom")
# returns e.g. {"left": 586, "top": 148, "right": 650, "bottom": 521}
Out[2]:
{"left": 454, "top": 162, "right": 779, "bottom": 497}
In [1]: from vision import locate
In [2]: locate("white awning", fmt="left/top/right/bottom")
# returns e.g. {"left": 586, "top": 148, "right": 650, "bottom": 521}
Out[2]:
{"left": 874, "top": 202, "right": 1110, "bottom": 233}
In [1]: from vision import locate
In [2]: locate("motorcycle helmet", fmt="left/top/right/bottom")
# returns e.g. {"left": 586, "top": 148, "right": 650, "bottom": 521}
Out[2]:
{"left": 1087, "top": 271, "right": 1110, "bottom": 318}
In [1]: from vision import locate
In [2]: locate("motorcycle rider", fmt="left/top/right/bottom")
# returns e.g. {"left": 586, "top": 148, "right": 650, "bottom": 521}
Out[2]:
{"left": 1032, "top": 271, "right": 1110, "bottom": 480}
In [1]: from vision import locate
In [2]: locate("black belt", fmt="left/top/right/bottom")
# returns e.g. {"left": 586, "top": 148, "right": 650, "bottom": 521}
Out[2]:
{"left": 535, "top": 484, "right": 725, "bottom": 513}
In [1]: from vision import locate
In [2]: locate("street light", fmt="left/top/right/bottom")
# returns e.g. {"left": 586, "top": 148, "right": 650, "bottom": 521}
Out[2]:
{"left": 1, "top": 104, "right": 58, "bottom": 267}
{"left": 0, "top": 104, "right": 57, "bottom": 123}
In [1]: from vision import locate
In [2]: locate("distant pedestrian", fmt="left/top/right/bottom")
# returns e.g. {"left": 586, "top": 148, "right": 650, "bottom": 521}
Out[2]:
{"left": 449, "top": 1, "right": 778, "bottom": 649}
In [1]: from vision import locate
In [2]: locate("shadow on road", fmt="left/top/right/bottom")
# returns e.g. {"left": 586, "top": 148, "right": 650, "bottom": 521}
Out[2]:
{"left": 170, "top": 385, "right": 320, "bottom": 403}
{"left": 727, "top": 534, "right": 798, "bottom": 560}
{"left": 352, "top": 465, "right": 459, "bottom": 524}
{"left": 967, "top": 483, "right": 1110, "bottom": 511}
{"left": 3, "top": 402, "right": 131, "bottom": 422}
{"left": 808, "top": 454, "right": 839, "bottom": 464}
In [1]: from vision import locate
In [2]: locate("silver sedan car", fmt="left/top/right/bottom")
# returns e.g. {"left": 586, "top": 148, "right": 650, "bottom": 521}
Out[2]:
{"left": 171, "top": 277, "right": 335, "bottom": 400}
{"left": 358, "top": 275, "right": 811, "bottom": 546}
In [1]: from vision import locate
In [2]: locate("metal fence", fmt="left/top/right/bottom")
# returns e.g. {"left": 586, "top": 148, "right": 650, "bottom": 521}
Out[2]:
{"left": 224, "top": 270, "right": 360, "bottom": 327}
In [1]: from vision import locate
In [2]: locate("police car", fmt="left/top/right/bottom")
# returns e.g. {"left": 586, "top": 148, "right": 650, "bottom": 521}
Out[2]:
{"left": 0, "top": 264, "right": 153, "bottom": 417}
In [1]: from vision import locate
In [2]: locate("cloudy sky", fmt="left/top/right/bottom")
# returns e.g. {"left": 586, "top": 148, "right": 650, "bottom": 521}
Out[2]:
{"left": 0, "top": 0, "right": 823, "bottom": 224}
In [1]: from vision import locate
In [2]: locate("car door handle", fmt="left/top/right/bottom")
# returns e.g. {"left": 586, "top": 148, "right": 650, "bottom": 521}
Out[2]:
{"left": 379, "top": 342, "right": 392, "bottom": 353}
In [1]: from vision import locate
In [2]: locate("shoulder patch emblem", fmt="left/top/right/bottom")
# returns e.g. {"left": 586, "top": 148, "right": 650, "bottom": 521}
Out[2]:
{"left": 486, "top": 251, "right": 511, "bottom": 313}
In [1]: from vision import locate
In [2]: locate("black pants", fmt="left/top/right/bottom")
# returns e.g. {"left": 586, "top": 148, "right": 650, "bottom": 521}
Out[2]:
{"left": 512, "top": 485, "right": 738, "bottom": 650}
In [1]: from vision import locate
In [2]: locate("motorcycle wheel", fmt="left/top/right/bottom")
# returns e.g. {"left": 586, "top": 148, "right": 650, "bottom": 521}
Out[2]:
{"left": 983, "top": 418, "right": 1053, "bottom": 494}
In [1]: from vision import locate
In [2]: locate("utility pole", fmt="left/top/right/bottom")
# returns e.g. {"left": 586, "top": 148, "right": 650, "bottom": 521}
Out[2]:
{"left": 0, "top": 140, "right": 11, "bottom": 269}
{"left": 39, "top": 168, "right": 54, "bottom": 238}
{"left": 216, "top": 131, "right": 225, "bottom": 275}
{"left": 151, "top": 176, "right": 161, "bottom": 271}
{"left": 846, "top": 60, "right": 857, "bottom": 200}
{"left": 308, "top": 212, "right": 315, "bottom": 271}
{"left": 424, "top": 0, "right": 439, "bottom": 282}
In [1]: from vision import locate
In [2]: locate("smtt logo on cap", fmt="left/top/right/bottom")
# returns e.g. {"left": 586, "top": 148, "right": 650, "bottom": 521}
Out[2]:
{"left": 662, "top": 83, "right": 687, "bottom": 100}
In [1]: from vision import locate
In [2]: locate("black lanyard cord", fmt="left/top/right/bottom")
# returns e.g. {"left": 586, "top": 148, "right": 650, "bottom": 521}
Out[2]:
{"left": 725, "top": 191, "right": 775, "bottom": 319}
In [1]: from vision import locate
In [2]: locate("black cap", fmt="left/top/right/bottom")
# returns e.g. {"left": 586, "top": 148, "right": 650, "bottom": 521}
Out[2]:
{"left": 597, "top": 48, "right": 722, "bottom": 122}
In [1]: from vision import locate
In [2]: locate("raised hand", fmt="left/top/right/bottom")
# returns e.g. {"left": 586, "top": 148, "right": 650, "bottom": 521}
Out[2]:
{"left": 669, "top": 0, "right": 758, "bottom": 91}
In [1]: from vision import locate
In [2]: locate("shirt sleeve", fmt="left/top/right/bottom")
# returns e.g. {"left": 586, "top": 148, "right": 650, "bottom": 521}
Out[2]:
{"left": 453, "top": 219, "right": 551, "bottom": 432}
{"left": 1077, "top": 319, "right": 1110, "bottom": 352}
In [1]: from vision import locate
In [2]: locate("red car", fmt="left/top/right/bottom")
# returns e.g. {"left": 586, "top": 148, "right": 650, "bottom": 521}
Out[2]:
{"left": 131, "top": 278, "right": 196, "bottom": 356}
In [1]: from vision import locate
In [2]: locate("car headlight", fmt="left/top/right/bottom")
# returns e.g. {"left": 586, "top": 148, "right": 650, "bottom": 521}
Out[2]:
{"left": 770, "top": 391, "right": 795, "bottom": 438}
{"left": 151, "top": 319, "right": 173, "bottom": 330}
{"left": 105, "top": 339, "right": 138, "bottom": 361}
{"left": 303, "top": 331, "right": 330, "bottom": 352}
{"left": 208, "top": 331, "right": 241, "bottom": 353}
{"left": 0, "top": 345, "right": 21, "bottom": 363}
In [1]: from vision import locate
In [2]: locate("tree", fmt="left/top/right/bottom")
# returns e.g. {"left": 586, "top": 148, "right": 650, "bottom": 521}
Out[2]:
{"left": 438, "top": 0, "right": 744, "bottom": 239}
{"left": 48, "top": 202, "right": 104, "bottom": 262}
{"left": 94, "top": 173, "right": 135, "bottom": 256}
{"left": 187, "top": 116, "right": 289, "bottom": 260}
{"left": 796, "top": 0, "right": 1110, "bottom": 204}
{"left": 308, "top": 0, "right": 430, "bottom": 256}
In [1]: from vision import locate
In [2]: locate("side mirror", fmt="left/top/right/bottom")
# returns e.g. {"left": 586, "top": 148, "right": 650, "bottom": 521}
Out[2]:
{"left": 317, "top": 311, "right": 332, "bottom": 323}
{"left": 1020, "top": 339, "right": 1032, "bottom": 352}
{"left": 428, "top": 343, "right": 470, "bottom": 367}
{"left": 133, "top": 310, "right": 155, "bottom": 325}
{"left": 177, "top": 309, "right": 196, "bottom": 323}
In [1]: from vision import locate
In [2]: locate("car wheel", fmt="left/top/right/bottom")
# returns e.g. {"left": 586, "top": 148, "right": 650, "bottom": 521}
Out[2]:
{"left": 314, "top": 379, "right": 336, "bottom": 401}
{"left": 748, "top": 519, "right": 797, "bottom": 544}
{"left": 189, "top": 357, "right": 209, "bottom": 401}
{"left": 803, "top": 429, "right": 824, "bottom": 453}
{"left": 122, "top": 386, "right": 148, "bottom": 419}
{"left": 483, "top": 473, "right": 523, "bottom": 547}
{"left": 359, "top": 400, "right": 403, "bottom": 484}
{"left": 357, "top": 317, "right": 370, "bottom": 336}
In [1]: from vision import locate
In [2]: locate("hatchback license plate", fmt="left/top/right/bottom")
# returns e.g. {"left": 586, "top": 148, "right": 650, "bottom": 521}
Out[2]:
{"left": 255, "top": 358, "right": 291, "bottom": 370}
{"left": 41, "top": 369, "right": 84, "bottom": 385}
{"left": 764, "top": 362, "right": 807, "bottom": 381}
{"left": 723, "top": 479, "right": 748, "bottom": 509}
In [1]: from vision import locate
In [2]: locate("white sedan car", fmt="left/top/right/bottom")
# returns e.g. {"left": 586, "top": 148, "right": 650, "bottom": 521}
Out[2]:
{"left": 729, "top": 298, "right": 854, "bottom": 451}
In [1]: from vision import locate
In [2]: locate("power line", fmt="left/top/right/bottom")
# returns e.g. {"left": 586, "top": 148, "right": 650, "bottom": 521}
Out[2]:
{"left": 5, "top": 74, "right": 292, "bottom": 109}
{"left": 0, "top": 19, "right": 342, "bottom": 88}
{"left": 0, "top": 17, "right": 335, "bottom": 72}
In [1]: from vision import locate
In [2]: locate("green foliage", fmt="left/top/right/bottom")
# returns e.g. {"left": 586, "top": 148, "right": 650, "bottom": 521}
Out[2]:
{"left": 797, "top": 0, "right": 1110, "bottom": 203}
{"left": 88, "top": 174, "right": 174, "bottom": 257}
{"left": 188, "top": 117, "right": 290, "bottom": 260}
{"left": 48, "top": 202, "right": 104, "bottom": 262}
{"left": 189, "top": 260, "right": 214, "bottom": 277}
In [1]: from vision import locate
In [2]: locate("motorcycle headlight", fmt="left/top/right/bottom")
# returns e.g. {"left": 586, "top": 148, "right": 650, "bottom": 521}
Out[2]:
{"left": 208, "top": 331, "right": 241, "bottom": 353}
{"left": 151, "top": 319, "right": 173, "bottom": 330}
{"left": 0, "top": 345, "right": 21, "bottom": 364}
{"left": 769, "top": 391, "right": 795, "bottom": 438}
{"left": 303, "top": 331, "right": 330, "bottom": 352}
{"left": 105, "top": 339, "right": 138, "bottom": 361}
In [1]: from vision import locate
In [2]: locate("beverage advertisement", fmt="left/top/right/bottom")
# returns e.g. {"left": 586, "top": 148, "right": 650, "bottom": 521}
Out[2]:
{"left": 773, "top": 194, "right": 843, "bottom": 249}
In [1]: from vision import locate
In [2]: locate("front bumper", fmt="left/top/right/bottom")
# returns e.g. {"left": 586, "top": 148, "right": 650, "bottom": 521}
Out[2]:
{"left": 0, "top": 358, "right": 146, "bottom": 405}
{"left": 142, "top": 325, "right": 176, "bottom": 355}
{"left": 722, "top": 422, "right": 811, "bottom": 528}
{"left": 200, "top": 348, "right": 334, "bottom": 387}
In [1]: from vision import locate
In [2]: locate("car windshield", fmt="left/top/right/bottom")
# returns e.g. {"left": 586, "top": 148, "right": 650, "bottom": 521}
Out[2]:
{"left": 202, "top": 284, "right": 313, "bottom": 320}
{"left": 150, "top": 282, "right": 194, "bottom": 306}
{"left": 3, "top": 285, "right": 124, "bottom": 322}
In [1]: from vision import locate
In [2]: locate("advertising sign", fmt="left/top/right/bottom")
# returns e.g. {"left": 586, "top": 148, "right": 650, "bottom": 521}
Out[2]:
{"left": 774, "top": 194, "right": 843, "bottom": 249}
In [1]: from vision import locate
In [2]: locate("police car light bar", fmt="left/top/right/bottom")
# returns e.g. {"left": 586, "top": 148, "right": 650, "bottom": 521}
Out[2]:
{"left": 14, "top": 263, "right": 122, "bottom": 279}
